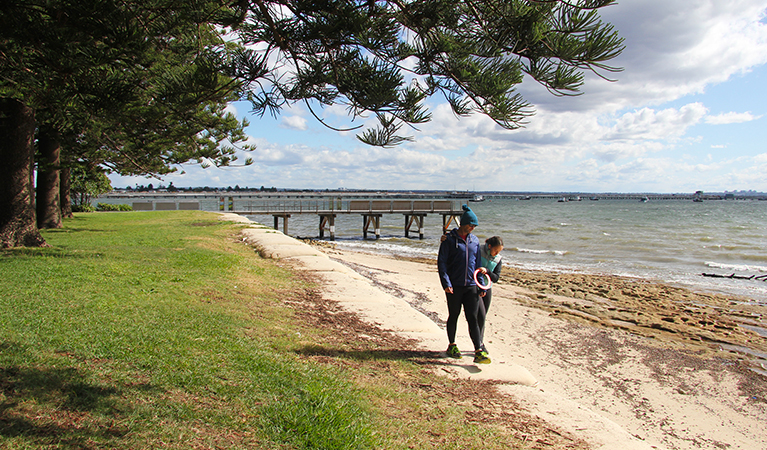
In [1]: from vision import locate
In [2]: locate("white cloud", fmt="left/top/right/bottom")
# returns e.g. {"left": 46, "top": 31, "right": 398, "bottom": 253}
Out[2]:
{"left": 280, "top": 115, "right": 308, "bottom": 130}
{"left": 604, "top": 104, "right": 707, "bottom": 141}
{"left": 705, "top": 111, "right": 762, "bottom": 124}
{"left": 224, "top": 103, "right": 239, "bottom": 116}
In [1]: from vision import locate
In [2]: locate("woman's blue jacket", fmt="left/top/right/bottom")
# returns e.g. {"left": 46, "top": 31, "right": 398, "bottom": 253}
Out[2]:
{"left": 438, "top": 228, "right": 482, "bottom": 290}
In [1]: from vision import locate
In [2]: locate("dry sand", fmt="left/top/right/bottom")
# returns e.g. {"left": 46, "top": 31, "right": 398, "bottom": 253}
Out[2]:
{"left": 222, "top": 214, "right": 767, "bottom": 450}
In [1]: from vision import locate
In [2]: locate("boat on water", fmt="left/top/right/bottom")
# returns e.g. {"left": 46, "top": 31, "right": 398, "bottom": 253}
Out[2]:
{"left": 448, "top": 191, "right": 474, "bottom": 199}
{"left": 470, "top": 195, "right": 485, "bottom": 202}
{"left": 520, "top": 196, "right": 532, "bottom": 200}
{"left": 557, "top": 197, "right": 568, "bottom": 202}
{"left": 589, "top": 196, "right": 599, "bottom": 201}
{"left": 640, "top": 196, "right": 649, "bottom": 202}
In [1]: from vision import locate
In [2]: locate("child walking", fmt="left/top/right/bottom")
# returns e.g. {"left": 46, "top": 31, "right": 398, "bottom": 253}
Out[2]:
{"left": 476, "top": 236, "right": 504, "bottom": 354}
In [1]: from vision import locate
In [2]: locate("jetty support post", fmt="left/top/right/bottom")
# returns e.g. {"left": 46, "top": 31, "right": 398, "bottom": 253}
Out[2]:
{"left": 319, "top": 214, "right": 336, "bottom": 241}
{"left": 273, "top": 214, "right": 290, "bottom": 235}
{"left": 362, "top": 214, "right": 382, "bottom": 239}
{"left": 405, "top": 214, "right": 427, "bottom": 239}
{"left": 441, "top": 213, "right": 461, "bottom": 235}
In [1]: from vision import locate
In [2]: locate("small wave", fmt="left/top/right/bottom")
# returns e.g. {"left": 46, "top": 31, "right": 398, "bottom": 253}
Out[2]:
{"left": 742, "top": 254, "right": 767, "bottom": 262}
{"left": 705, "top": 262, "right": 767, "bottom": 273}
{"left": 513, "top": 247, "right": 548, "bottom": 254}
{"left": 513, "top": 247, "right": 569, "bottom": 256}
{"left": 702, "top": 244, "right": 758, "bottom": 252}
{"left": 337, "top": 240, "right": 437, "bottom": 258}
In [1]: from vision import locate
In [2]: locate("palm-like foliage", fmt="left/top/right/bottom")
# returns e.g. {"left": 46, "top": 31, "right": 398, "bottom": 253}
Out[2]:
{"left": 230, "top": 0, "right": 624, "bottom": 146}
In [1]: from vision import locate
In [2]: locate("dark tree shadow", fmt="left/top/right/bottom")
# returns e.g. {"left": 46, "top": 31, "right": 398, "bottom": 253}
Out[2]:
{"left": 295, "top": 344, "right": 441, "bottom": 361}
{"left": 294, "top": 344, "right": 483, "bottom": 372}
{"left": 0, "top": 342, "right": 154, "bottom": 448}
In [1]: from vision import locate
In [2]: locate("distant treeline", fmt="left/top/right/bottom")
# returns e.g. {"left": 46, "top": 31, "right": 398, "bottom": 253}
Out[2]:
{"left": 120, "top": 183, "right": 279, "bottom": 193}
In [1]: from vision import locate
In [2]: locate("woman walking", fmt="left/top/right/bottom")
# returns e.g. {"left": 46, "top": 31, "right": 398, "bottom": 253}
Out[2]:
{"left": 437, "top": 205, "right": 490, "bottom": 364}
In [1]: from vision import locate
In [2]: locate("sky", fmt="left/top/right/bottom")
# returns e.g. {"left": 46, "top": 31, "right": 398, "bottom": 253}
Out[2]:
{"left": 110, "top": 0, "right": 767, "bottom": 194}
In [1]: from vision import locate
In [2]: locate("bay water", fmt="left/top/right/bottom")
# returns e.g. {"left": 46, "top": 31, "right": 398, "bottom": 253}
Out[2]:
{"left": 246, "top": 198, "right": 767, "bottom": 302}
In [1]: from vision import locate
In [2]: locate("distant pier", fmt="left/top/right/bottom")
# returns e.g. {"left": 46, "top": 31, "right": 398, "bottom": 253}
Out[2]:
{"left": 229, "top": 197, "right": 465, "bottom": 240}
{"left": 101, "top": 192, "right": 465, "bottom": 240}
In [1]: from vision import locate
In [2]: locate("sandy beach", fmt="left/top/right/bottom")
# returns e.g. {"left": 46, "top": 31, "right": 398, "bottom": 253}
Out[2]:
{"left": 223, "top": 214, "right": 767, "bottom": 450}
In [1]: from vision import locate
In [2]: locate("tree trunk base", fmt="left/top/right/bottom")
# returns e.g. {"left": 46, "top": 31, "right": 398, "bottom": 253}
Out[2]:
{"left": 0, "top": 98, "right": 49, "bottom": 248}
{"left": 1, "top": 219, "right": 49, "bottom": 248}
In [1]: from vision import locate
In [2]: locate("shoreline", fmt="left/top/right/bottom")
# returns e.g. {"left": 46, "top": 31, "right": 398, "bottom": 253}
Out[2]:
{"left": 319, "top": 240, "right": 767, "bottom": 372}
{"left": 227, "top": 214, "right": 767, "bottom": 450}
{"left": 412, "top": 253, "right": 767, "bottom": 365}
{"left": 329, "top": 238, "right": 767, "bottom": 305}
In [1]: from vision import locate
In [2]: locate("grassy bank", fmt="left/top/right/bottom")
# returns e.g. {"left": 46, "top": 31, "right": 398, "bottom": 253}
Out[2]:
{"left": 0, "top": 211, "right": 581, "bottom": 449}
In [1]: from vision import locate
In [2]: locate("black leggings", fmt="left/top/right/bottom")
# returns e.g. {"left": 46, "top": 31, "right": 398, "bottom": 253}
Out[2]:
{"left": 446, "top": 286, "right": 483, "bottom": 351}
{"left": 477, "top": 289, "right": 492, "bottom": 344}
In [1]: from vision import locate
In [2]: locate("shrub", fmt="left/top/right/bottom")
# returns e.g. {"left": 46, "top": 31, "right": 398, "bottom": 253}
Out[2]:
{"left": 72, "top": 204, "right": 96, "bottom": 212}
{"left": 96, "top": 203, "right": 133, "bottom": 211}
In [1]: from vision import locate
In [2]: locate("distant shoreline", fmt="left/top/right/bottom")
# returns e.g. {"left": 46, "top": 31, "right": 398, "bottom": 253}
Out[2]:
{"left": 100, "top": 190, "right": 767, "bottom": 202}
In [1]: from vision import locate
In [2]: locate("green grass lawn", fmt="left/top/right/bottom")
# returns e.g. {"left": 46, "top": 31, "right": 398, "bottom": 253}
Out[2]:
{"left": 0, "top": 211, "right": 578, "bottom": 450}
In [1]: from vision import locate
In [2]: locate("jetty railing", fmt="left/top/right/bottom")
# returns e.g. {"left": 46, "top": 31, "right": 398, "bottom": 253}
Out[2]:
{"left": 232, "top": 198, "right": 462, "bottom": 239}
{"left": 233, "top": 198, "right": 457, "bottom": 214}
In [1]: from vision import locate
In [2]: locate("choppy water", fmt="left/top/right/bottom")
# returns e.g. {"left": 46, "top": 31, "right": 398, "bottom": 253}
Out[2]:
{"left": 246, "top": 198, "right": 767, "bottom": 302}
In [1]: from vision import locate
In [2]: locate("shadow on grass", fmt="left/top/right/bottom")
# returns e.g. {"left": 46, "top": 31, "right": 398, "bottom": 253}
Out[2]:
{"left": 0, "top": 362, "right": 133, "bottom": 446}
{"left": 0, "top": 247, "right": 93, "bottom": 259}
{"left": 43, "top": 228, "right": 111, "bottom": 234}
{"left": 295, "top": 345, "right": 456, "bottom": 366}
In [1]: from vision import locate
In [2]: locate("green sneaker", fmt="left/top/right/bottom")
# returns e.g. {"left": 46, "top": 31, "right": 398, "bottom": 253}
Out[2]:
{"left": 446, "top": 344, "right": 461, "bottom": 358}
{"left": 473, "top": 350, "right": 491, "bottom": 364}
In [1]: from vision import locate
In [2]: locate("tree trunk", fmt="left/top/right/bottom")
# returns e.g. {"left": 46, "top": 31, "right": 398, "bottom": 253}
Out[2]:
{"left": 36, "top": 127, "right": 63, "bottom": 229}
{"left": 0, "top": 98, "right": 48, "bottom": 248}
{"left": 60, "top": 165, "right": 74, "bottom": 218}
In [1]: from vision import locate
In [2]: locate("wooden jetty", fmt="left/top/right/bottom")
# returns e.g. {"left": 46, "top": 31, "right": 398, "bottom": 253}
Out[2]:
{"left": 237, "top": 198, "right": 464, "bottom": 240}
{"left": 119, "top": 193, "right": 464, "bottom": 240}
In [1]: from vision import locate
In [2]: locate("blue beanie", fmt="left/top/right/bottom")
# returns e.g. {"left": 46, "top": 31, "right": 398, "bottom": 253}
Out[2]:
{"left": 460, "top": 204, "right": 478, "bottom": 226}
